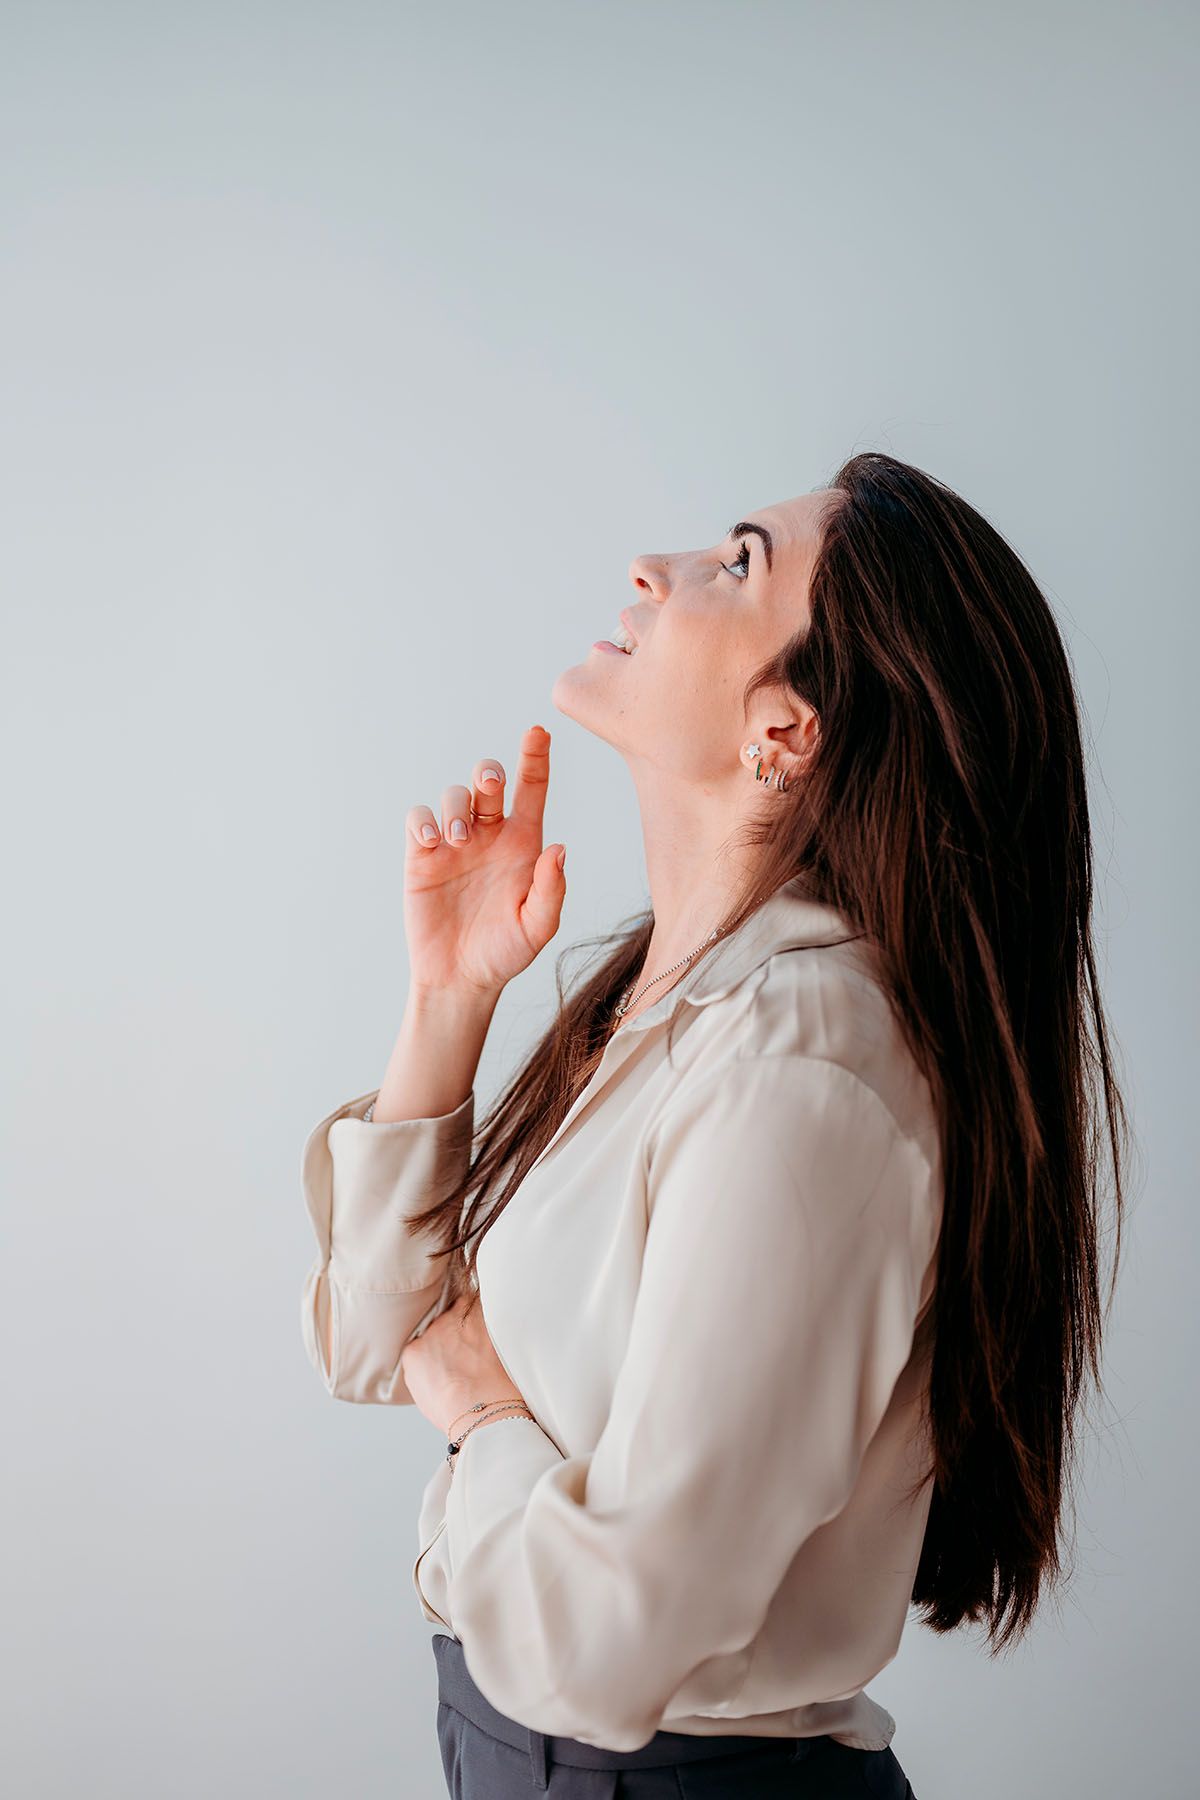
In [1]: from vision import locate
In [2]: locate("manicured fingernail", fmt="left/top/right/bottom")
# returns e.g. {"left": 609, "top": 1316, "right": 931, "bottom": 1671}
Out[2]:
{"left": 420, "top": 824, "right": 438, "bottom": 843}
{"left": 556, "top": 845, "right": 566, "bottom": 871}
{"left": 481, "top": 768, "right": 501, "bottom": 786}
{"left": 450, "top": 818, "right": 467, "bottom": 841}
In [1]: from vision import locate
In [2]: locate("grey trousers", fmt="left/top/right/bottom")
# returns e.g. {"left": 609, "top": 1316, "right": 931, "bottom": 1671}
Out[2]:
{"left": 432, "top": 1631, "right": 917, "bottom": 1798}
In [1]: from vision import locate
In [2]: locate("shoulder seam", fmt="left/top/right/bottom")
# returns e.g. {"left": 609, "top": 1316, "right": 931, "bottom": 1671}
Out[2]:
{"left": 645, "top": 1050, "right": 933, "bottom": 1174}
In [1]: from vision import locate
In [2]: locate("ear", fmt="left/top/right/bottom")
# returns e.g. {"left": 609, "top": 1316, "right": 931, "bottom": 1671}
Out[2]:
{"left": 744, "top": 695, "right": 819, "bottom": 785}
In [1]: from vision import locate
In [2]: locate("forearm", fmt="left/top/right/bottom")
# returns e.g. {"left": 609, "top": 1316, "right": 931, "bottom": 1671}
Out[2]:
{"left": 372, "top": 984, "right": 500, "bottom": 1123}
{"left": 316, "top": 985, "right": 498, "bottom": 1379}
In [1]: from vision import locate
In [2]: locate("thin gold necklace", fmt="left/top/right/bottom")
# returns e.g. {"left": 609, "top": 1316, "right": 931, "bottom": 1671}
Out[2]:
{"left": 612, "top": 926, "right": 724, "bottom": 1029}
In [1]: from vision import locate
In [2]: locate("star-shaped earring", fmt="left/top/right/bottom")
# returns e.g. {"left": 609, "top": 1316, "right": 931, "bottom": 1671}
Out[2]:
{"left": 741, "top": 741, "right": 789, "bottom": 790}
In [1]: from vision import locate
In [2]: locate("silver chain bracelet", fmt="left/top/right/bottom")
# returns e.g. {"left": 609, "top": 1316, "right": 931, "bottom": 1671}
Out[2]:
{"left": 446, "top": 1402, "right": 536, "bottom": 1472}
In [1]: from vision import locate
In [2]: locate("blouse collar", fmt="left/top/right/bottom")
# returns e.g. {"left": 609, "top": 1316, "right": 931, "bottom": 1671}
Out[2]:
{"left": 524, "top": 876, "right": 866, "bottom": 1176}
{"left": 614, "top": 874, "right": 864, "bottom": 1035}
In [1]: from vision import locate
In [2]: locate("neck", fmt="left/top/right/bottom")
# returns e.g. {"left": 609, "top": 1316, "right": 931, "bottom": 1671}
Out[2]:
{"left": 622, "top": 757, "right": 755, "bottom": 1012}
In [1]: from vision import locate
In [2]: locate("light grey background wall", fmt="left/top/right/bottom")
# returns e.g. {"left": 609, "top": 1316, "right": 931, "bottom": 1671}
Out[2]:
{"left": 2, "top": 2, "right": 1192, "bottom": 1795}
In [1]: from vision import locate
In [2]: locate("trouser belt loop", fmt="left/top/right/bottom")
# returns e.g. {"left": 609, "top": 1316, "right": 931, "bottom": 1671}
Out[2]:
{"left": 528, "top": 1725, "right": 549, "bottom": 1788}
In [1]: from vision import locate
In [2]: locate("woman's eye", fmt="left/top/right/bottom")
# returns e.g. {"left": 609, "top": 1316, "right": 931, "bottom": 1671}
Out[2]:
{"left": 721, "top": 540, "right": 751, "bottom": 579}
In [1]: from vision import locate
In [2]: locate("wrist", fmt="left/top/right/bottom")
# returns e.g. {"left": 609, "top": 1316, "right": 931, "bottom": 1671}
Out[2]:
{"left": 448, "top": 1399, "right": 532, "bottom": 1440}
{"left": 406, "top": 981, "right": 504, "bottom": 1027}
{"left": 444, "top": 1394, "right": 524, "bottom": 1437}
{"left": 470, "top": 1405, "right": 534, "bottom": 1433}
{"left": 445, "top": 1400, "right": 535, "bottom": 1473}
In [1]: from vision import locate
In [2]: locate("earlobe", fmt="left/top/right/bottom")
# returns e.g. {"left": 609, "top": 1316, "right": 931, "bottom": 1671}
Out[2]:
{"left": 739, "top": 741, "right": 792, "bottom": 790}
{"left": 741, "top": 706, "right": 816, "bottom": 790}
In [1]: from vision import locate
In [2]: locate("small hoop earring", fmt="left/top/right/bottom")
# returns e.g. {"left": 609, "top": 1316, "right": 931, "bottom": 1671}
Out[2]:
{"left": 742, "top": 742, "right": 789, "bottom": 792}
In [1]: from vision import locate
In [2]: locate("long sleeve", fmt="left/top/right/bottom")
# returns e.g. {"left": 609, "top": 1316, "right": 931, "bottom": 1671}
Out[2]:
{"left": 440, "top": 1054, "right": 937, "bottom": 1751}
{"left": 299, "top": 1085, "right": 475, "bottom": 1404}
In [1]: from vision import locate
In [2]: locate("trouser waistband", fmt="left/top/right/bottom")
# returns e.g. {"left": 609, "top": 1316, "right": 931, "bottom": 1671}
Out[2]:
{"left": 431, "top": 1631, "right": 821, "bottom": 1776}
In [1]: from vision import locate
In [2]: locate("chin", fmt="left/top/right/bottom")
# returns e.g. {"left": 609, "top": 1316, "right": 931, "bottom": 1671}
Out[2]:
{"left": 550, "top": 665, "right": 614, "bottom": 740}
{"left": 550, "top": 662, "right": 586, "bottom": 713}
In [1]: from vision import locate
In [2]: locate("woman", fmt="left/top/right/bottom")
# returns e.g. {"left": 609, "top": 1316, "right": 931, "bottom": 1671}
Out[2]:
{"left": 300, "top": 451, "right": 1129, "bottom": 1798}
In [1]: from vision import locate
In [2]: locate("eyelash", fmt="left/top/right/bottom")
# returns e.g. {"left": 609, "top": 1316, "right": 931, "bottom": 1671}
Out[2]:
{"left": 721, "top": 539, "right": 751, "bottom": 579}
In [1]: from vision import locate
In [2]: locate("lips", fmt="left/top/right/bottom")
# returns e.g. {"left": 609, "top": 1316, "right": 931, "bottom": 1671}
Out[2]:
{"left": 591, "top": 609, "right": 641, "bottom": 657}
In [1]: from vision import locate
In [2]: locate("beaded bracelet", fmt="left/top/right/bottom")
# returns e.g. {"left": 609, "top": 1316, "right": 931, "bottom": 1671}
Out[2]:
{"left": 447, "top": 1399, "right": 519, "bottom": 1438}
{"left": 446, "top": 1402, "right": 536, "bottom": 1473}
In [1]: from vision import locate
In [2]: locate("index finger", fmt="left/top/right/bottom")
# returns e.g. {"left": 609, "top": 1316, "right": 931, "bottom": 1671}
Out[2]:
{"left": 508, "top": 723, "right": 551, "bottom": 831}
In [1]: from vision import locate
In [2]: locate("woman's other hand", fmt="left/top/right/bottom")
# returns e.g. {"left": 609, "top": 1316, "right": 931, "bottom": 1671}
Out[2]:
{"left": 400, "top": 1290, "right": 529, "bottom": 1437}
{"left": 404, "top": 723, "right": 567, "bottom": 1000}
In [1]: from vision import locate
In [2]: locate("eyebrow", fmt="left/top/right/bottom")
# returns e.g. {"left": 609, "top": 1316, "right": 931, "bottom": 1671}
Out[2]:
{"left": 726, "top": 520, "right": 774, "bottom": 573}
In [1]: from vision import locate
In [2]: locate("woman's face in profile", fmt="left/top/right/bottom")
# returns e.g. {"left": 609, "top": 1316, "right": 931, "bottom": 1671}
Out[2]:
{"left": 552, "top": 488, "right": 838, "bottom": 782}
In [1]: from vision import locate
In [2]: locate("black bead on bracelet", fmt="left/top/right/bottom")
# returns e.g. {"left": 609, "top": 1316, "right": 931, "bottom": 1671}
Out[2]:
{"left": 446, "top": 1401, "right": 535, "bottom": 1469}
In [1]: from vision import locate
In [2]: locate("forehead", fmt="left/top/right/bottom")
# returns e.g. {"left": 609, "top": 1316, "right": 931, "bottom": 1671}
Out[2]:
{"left": 747, "top": 490, "right": 838, "bottom": 563}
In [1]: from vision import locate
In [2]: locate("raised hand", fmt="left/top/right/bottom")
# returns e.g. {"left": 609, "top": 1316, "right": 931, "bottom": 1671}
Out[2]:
{"left": 403, "top": 723, "right": 567, "bottom": 1001}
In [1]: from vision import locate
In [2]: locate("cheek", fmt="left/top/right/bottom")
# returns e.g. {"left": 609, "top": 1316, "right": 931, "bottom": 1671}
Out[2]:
{"left": 656, "top": 617, "right": 747, "bottom": 737}
{"left": 687, "top": 608, "right": 753, "bottom": 691}
{"left": 661, "top": 603, "right": 731, "bottom": 674}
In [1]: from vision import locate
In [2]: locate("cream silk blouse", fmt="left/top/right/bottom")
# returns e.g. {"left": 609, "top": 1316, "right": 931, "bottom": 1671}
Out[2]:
{"left": 299, "top": 877, "right": 943, "bottom": 1754}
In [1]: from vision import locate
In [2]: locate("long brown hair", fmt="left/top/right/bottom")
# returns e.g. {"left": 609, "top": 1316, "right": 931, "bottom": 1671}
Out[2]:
{"left": 405, "top": 450, "right": 1133, "bottom": 1654}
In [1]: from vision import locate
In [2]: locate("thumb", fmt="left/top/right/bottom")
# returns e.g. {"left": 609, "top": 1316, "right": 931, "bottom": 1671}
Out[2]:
{"left": 519, "top": 843, "right": 567, "bottom": 951}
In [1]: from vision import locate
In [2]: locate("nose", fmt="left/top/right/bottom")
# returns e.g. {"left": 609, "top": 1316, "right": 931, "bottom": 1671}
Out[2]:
{"left": 628, "top": 553, "right": 668, "bottom": 599}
